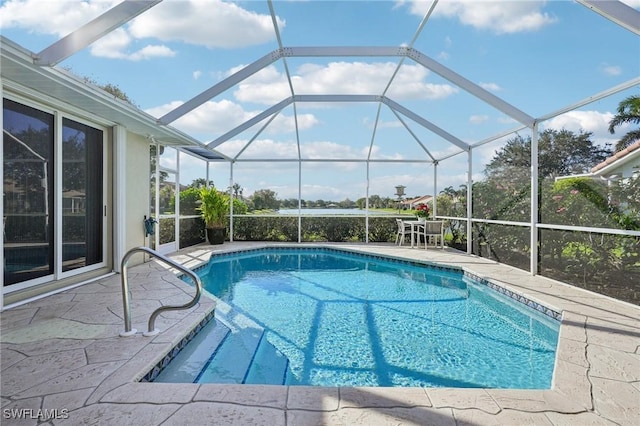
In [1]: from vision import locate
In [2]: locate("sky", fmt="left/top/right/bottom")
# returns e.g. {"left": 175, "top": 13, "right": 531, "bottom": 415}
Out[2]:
{"left": 2, "top": 0, "right": 639, "bottom": 202}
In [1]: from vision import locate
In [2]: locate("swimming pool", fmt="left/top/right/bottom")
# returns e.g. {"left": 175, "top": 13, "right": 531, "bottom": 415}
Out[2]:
{"left": 152, "top": 248, "right": 560, "bottom": 388}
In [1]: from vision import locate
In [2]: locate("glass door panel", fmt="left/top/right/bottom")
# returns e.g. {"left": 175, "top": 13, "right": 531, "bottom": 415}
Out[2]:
{"left": 61, "top": 118, "right": 104, "bottom": 272}
{"left": 3, "top": 99, "right": 54, "bottom": 286}
{"left": 158, "top": 171, "right": 177, "bottom": 253}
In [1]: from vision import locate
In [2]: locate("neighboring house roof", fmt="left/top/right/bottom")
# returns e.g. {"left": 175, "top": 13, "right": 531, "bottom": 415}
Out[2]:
{"left": 591, "top": 140, "right": 640, "bottom": 178}
{"left": 403, "top": 195, "right": 432, "bottom": 207}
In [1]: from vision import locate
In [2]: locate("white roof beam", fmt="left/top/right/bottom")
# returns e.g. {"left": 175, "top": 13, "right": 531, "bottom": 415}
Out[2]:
{"left": 382, "top": 97, "right": 469, "bottom": 150}
{"left": 35, "top": 1, "right": 161, "bottom": 66}
{"left": 207, "top": 94, "right": 468, "bottom": 151}
{"left": 206, "top": 97, "right": 293, "bottom": 148}
{"left": 282, "top": 46, "right": 534, "bottom": 127}
{"left": 294, "top": 94, "right": 381, "bottom": 103}
{"left": 404, "top": 48, "right": 535, "bottom": 127}
{"left": 470, "top": 125, "right": 530, "bottom": 149}
{"left": 282, "top": 46, "right": 404, "bottom": 57}
{"left": 159, "top": 49, "right": 284, "bottom": 125}
{"left": 233, "top": 158, "right": 433, "bottom": 163}
{"left": 233, "top": 110, "right": 283, "bottom": 161}
{"left": 387, "top": 107, "right": 437, "bottom": 162}
{"left": 536, "top": 76, "right": 640, "bottom": 123}
{"left": 577, "top": 0, "right": 640, "bottom": 35}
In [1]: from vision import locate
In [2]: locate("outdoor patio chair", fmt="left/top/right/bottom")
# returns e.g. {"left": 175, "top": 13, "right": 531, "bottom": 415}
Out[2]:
{"left": 395, "top": 218, "right": 413, "bottom": 246}
{"left": 423, "top": 220, "right": 444, "bottom": 249}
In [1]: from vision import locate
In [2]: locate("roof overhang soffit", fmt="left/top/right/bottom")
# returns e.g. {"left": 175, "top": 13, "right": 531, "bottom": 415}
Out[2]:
{"left": 160, "top": 46, "right": 535, "bottom": 130}
{"left": 206, "top": 94, "right": 469, "bottom": 151}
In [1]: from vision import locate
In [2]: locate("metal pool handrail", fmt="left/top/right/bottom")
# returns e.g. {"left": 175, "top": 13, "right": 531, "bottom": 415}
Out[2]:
{"left": 119, "top": 246, "right": 203, "bottom": 337}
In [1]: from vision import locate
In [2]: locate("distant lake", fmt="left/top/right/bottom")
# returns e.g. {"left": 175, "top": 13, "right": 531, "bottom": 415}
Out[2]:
{"left": 277, "top": 208, "right": 396, "bottom": 215}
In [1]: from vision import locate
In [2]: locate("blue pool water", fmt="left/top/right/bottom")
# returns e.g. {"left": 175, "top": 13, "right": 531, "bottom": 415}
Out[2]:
{"left": 154, "top": 248, "right": 560, "bottom": 388}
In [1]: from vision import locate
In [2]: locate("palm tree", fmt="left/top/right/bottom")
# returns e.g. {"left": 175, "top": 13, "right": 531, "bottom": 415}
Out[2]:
{"left": 608, "top": 95, "right": 640, "bottom": 152}
{"left": 231, "top": 183, "right": 243, "bottom": 199}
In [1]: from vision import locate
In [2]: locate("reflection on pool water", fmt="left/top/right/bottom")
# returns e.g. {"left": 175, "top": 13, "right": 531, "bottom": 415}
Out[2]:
{"left": 154, "top": 248, "right": 560, "bottom": 388}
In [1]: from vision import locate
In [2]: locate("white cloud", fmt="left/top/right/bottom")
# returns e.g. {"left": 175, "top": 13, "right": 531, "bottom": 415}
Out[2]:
{"left": 600, "top": 63, "right": 622, "bottom": 76}
{"left": 367, "top": 146, "right": 405, "bottom": 160}
{"left": 147, "top": 99, "right": 249, "bottom": 136}
{"left": 389, "top": 64, "right": 459, "bottom": 100}
{"left": 403, "top": 0, "right": 556, "bottom": 34}
{"left": 215, "top": 138, "right": 405, "bottom": 166}
{"left": 232, "top": 62, "right": 458, "bottom": 104}
{"left": 480, "top": 82, "right": 501, "bottom": 92}
{"left": 145, "top": 99, "right": 319, "bottom": 139}
{"left": 543, "top": 110, "right": 623, "bottom": 145}
{"left": 90, "top": 29, "right": 176, "bottom": 60}
{"left": 469, "top": 115, "right": 489, "bottom": 124}
{"left": 363, "top": 117, "right": 403, "bottom": 129}
{"left": 233, "top": 66, "right": 290, "bottom": 104}
{"left": 0, "top": 0, "right": 116, "bottom": 36}
{"left": 300, "top": 141, "right": 366, "bottom": 160}
{"left": 437, "top": 51, "right": 450, "bottom": 61}
{"left": 1, "top": 0, "right": 278, "bottom": 60}
{"left": 193, "top": 71, "right": 203, "bottom": 80}
{"left": 497, "top": 115, "right": 518, "bottom": 125}
{"left": 216, "top": 139, "right": 299, "bottom": 160}
{"left": 128, "top": 0, "right": 281, "bottom": 48}
{"left": 269, "top": 183, "right": 357, "bottom": 201}
{"left": 128, "top": 44, "right": 176, "bottom": 61}
{"left": 268, "top": 114, "right": 320, "bottom": 134}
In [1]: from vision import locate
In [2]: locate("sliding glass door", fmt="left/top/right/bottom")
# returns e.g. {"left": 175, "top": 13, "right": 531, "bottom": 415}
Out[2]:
{"left": 3, "top": 98, "right": 106, "bottom": 289}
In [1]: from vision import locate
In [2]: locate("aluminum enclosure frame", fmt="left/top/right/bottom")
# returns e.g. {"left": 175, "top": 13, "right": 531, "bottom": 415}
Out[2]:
{"left": 12, "top": 0, "right": 640, "bottom": 278}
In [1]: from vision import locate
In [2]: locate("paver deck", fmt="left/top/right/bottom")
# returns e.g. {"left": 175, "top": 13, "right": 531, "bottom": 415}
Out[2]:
{"left": 1, "top": 242, "right": 639, "bottom": 425}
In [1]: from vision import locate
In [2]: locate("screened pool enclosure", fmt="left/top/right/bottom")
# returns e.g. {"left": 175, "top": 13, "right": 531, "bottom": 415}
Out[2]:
{"left": 2, "top": 0, "right": 639, "bottom": 304}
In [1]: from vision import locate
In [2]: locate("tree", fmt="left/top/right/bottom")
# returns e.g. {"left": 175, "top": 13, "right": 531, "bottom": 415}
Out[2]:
{"left": 250, "top": 189, "right": 280, "bottom": 210}
{"left": 485, "top": 129, "right": 612, "bottom": 181}
{"left": 608, "top": 95, "right": 640, "bottom": 152}
{"left": 479, "top": 129, "right": 612, "bottom": 222}
{"left": 191, "top": 178, "right": 214, "bottom": 188}
{"left": 229, "top": 183, "right": 243, "bottom": 199}
{"left": 100, "top": 83, "right": 136, "bottom": 106}
{"left": 480, "top": 129, "right": 610, "bottom": 221}
{"left": 63, "top": 67, "right": 137, "bottom": 106}
{"left": 368, "top": 195, "right": 383, "bottom": 209}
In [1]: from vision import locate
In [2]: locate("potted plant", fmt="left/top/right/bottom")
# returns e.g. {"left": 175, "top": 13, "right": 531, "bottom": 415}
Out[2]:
{"left": 414, "top": 203, "right": 430, "bottom": 221}
{"left": 197, "top": 186, "right": 229, "bottom": 245}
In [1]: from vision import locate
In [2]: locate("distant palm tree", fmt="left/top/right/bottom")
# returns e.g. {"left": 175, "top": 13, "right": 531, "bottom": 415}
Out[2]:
{"left": 231, "top": 183, "right": 243, "bottom": 199}
{"left": 608, "top": 95, "right": 640, "bottom": 152}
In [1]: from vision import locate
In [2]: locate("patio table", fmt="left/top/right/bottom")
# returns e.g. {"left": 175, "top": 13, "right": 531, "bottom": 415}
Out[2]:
{"left": 402, "top": 219, "right": 425, "bottom": 248}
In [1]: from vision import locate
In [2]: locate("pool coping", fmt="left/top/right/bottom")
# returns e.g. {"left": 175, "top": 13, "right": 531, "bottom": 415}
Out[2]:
{"left": 1, "top": 241, "right": 638, "bottom": 425}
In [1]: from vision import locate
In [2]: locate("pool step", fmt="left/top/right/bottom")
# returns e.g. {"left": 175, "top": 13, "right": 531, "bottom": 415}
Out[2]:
{"left": 154, "top": 318, "right": 230, "bottom": 383}
{"left": 196, "top": 325, "right": 264, "bottom": 383}
{"left": 193, "top": 304, "right": 290, "bottom": 385}
{"left": 244, "top": 335, "right": 289, "bottom": 385}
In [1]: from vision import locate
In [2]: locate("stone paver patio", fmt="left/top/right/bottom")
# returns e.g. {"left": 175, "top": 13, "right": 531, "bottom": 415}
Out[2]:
{"left": 1, "top": 242, "right": 639, "bottom": 425}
